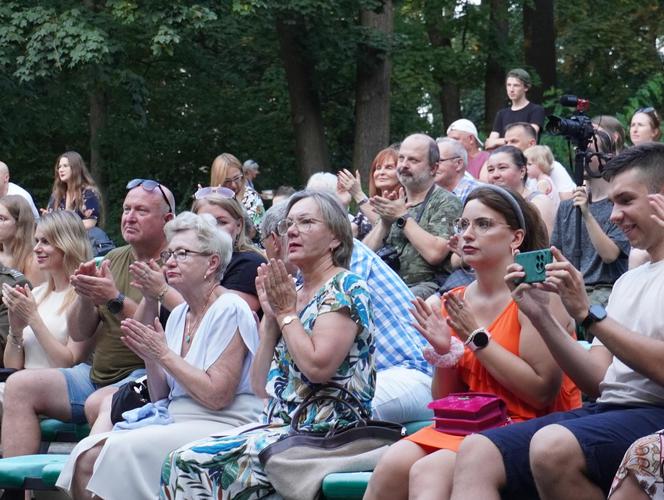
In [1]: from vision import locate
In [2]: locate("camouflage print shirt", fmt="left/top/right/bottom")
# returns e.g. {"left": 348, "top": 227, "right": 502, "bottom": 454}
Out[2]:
{"left": 386, "top": 185, "right": 462, "bottom": 287}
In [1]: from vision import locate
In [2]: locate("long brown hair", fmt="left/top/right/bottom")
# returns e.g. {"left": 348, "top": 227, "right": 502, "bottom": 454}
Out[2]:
{"left": 51, "top": 151, "right": 103, "bottom": 224}
{"left": 0, "top": 195, "right": 36, "bottom": 275}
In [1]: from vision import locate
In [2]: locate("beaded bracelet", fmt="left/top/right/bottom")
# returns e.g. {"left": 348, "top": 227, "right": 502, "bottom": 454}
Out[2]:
{"left": 8, "top": 329, "right": 23, "bottom": 351}
{"left": 422, "top": 336, "right": 465, "bottom": 368}
{"left": 157, "top": 285, "right": 169, "bottom": 302}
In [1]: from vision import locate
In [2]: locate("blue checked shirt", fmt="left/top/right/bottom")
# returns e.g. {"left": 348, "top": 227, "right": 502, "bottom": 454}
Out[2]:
{"left": 453, "top": 174, "right": 482, "bottom": 205}
{"left": 351, "top": 239, "right": 432, "bottom": 376}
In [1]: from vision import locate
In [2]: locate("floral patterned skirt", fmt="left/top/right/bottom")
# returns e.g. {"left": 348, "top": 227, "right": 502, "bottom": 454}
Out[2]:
{"left": 609, "top": 429, "right": 664, "bottom": 499}
{"left": 160, "top": 424, "right": 290, "bottom": 500}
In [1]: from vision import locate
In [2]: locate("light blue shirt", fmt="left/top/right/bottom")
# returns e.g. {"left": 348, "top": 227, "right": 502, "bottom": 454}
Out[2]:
{"left": 350, "top": 239, "right": 431, "bottom": 376}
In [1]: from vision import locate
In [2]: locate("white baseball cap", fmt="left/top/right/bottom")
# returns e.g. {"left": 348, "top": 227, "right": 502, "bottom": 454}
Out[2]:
{"left": 447, "top": 119, "right": 483, "bottom": 147}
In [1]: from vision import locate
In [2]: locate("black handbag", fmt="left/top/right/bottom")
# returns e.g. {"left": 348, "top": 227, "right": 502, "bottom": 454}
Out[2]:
{"left": 110, "top": 376, "right": 150, "bottom": 424}
{"left": 258, "top": 383, "right": 405, "bottom": 500}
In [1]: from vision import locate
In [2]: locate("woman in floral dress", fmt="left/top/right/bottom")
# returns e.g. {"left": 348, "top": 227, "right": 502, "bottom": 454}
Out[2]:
{"left": 160, "top": 190, "right": 375, "bottom": 499}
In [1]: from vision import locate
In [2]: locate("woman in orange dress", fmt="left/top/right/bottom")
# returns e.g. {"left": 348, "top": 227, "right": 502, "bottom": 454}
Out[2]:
{"left": 364, "top": 185, "right": 580, "bottom": 500}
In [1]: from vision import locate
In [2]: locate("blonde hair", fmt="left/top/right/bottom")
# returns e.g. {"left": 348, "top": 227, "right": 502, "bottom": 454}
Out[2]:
{"left": 191, "top": 195, "right": 264, "bottom": 257}
{"left": 210, "top": 153, "right": 245, "bottom": 198}
{"left": 524, "top": 145, "right": 554, "bottom": 175}
{"left": 0, "top": 195, "right": 35, "bottom": 275}
{"left": 36, "top": 211, "right": 92, "bottom": 311}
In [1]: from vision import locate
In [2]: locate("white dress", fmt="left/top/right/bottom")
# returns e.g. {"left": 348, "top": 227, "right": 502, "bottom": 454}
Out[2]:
{"left": 56, "top": 293, "right": 264, "bottom": 500}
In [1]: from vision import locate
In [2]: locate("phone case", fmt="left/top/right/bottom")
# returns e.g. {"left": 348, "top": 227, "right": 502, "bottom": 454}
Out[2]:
{"left": 515, "top": 249, "right": 553, "bottom": 283}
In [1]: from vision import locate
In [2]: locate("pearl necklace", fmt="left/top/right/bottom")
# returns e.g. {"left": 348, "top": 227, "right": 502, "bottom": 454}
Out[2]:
{"left": 184, "top": 286, "right": 217, "bottom": 345}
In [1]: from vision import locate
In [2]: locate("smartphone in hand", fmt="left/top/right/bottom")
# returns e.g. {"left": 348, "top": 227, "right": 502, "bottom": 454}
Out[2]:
{"left": 514, "top": 249, "right": 553, "bottom": 284}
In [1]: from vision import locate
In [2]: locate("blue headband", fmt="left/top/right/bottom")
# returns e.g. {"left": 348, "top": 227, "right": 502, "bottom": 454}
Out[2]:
{"left": 472, "top": 184, "right": 526, "bottom": 231}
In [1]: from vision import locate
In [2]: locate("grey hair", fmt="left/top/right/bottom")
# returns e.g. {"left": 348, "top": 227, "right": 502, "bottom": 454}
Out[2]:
{"left": 436, "top": 137, "right": 468, "bottom": 167}
{"left": 243, "top": 159, "right": 259, "bottom": 172}
{"left": 164, "top": 211, "right": 233, "bottom": 281}
{"left": 305, "top": 172, "right": 338, "bottom": 195}
{"left": 261, "top": 200, "right": 290, "bottom": 237}
{"left": 285, "top": 190, "right": 353, "bottom": 268}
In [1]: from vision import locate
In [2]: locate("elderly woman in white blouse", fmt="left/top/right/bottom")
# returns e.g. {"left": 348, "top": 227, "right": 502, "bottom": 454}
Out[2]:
{"left": 57, "top": 211, "right": 263, "bottom": 500}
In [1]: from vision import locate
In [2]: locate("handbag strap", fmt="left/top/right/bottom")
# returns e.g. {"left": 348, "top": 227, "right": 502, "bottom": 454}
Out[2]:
{"left": 289, "top": 382, "right": 371, "bottom": 433}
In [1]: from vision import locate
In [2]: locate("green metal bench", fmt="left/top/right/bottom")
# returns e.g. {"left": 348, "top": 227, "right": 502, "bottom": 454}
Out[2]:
{"left": 38, "top": 419, "right": 91, "bottom": 453}
{"left": 0, "top": 454, "right": 68, "bottom": 500}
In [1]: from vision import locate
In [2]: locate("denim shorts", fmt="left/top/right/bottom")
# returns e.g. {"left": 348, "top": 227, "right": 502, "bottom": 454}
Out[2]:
{"left": 59, "top": 363, "right": 146, "bottom": 423}
{"left": 480, "top": 403, "right": 664, "bottom": 499}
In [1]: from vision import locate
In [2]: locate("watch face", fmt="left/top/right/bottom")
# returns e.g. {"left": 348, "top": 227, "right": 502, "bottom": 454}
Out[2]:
{"left": 590, "top": 304, "right": 607, "bottom": 322}
{"left": 473, "top": 331, "right": 489, "bottom": 348}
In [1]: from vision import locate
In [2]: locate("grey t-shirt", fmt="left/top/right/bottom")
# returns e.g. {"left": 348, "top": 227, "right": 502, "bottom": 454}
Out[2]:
{"left": 550, "top": 197, "right": 629, "bottom": 285}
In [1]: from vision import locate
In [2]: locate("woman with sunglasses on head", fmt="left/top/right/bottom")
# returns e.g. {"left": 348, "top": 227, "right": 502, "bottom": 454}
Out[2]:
{"left": 337, "top": 147, "right": 401, "bottom": 239}
{"left": 161, "top": 190, "right": 375, "bottom": 499}
{"left": 210, "top": 153, "right": 265, "bottom": 241}
{"left": 58, "top": 211, "right": 262, "bottom": 500}
{"left": 192, "top": 190, "right": 266, "bottom": 313}
{"left": 630, "top": 107, "right": 662, "bottom": 146}
{"left": 0, "top": 195, "right": 44, "bottom": 286}
{"left": 364, "top": 185, "right": 580, "bottom": 500}
{"left": 46, "top": 152, "right": 103, "bottom": 230}
{"left": 485, "top": 145, "right": 557, "bottom": 237}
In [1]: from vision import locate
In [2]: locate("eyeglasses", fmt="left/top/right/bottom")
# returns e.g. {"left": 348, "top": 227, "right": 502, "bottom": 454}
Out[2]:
{"left": 127, "top": 179, "right": 174, "bottom": 213}
{"left": 453, "top": 217, "right": 510, "bottom": 235}
{"left": 439, "top": 156, "right": 460, "bottom": 163}
{"left": 276, "top": 218, "right": 319, "bottom": 236}
{"left": 194, "top": 186, "right": 236, "bottom": 200}
{"left": 223, "top": 175, "right": 244, "bottom": 188}
{"left": 160, "top": 248, "right": 211, "bottom": 262}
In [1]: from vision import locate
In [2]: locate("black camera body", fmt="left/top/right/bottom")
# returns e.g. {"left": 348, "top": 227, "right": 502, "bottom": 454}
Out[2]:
{"left": 545, "top": 95, "right": 594, "bottom": 148}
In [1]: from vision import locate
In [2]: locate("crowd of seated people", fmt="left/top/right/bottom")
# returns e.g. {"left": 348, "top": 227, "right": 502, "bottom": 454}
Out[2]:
{"left": 0, "top": 99, "right": 661, "bottom": 500}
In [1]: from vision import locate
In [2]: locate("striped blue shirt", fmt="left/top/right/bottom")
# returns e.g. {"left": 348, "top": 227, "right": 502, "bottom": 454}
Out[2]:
{"left": 351, "top": 239, "right": 432, "bottom": 376}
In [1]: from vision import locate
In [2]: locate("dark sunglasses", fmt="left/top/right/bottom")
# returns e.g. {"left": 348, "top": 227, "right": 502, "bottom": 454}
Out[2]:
{"left": 126, "top": 179, "right": 174, "bottom": 213}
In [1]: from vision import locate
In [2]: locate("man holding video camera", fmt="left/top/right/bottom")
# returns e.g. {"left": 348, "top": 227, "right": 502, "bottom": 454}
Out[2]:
{"left": 363, "top": 133, "right": 461, "bottom": 299}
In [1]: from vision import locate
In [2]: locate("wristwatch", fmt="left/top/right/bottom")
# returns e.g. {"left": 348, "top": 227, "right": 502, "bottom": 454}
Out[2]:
{"left": 106, "top": 292, "right": 126, "bottom": 315}
{"left": 395, "top": 213, "right": 412, "bottom": 229}
{"left": 465, "top": 328, "right": 491, "bottom": 352}
{"left": 280, "top": 315, "right": 298, "bottom": 329}
{"left": 581, "top": 304, "right": 607, "bottom": 330}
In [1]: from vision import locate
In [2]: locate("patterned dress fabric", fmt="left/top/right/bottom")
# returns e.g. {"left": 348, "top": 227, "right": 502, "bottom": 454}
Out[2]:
{"left": 160, "top": 270, "right": 375, "bottom": 500}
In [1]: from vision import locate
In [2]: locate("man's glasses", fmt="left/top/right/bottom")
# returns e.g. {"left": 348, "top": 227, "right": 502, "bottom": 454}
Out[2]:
{"left": 126, "top": 179, "right": 174, "bottom": 213}
{"left": 160, "top": 248, "right": 211, "bottom": 262}
{"left": 439, "top": 156, "right": 460, "bottom": 163}
{"left": 194, "top": 186, "right": 236, "bottom": 200}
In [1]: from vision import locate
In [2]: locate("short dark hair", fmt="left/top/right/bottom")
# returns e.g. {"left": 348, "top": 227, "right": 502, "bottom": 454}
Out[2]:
{"left": 602, "top": 142, "right": 664, "bottom": 193}
{"left": 505, "top": 122, "right": 537, "bottom": 141}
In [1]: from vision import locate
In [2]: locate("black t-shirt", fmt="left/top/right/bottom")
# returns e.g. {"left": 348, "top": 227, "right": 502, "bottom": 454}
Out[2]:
{"left": 492, "top": 102, "right": 546, "bottom": 137}
{"left": 221, "top": 250, "right": 267, "bottom": 296}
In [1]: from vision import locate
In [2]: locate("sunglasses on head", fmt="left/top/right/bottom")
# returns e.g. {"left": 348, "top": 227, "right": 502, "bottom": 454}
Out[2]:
{"left": 126, "top": 179, "right": 174, "bottom": 213}
{"left": 636, "top": 107, "right": 655, "bottom": 115}
{"left": 193, "top": 186, "right": 236, "bottom": 200}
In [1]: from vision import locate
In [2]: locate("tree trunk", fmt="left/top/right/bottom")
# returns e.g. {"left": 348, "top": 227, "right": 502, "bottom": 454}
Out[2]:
{"left": 523, "top": 0, "right": 556, "bottom": 103}
{"left": 484, "top": 0, "right": 509, "bottom": 134}
{"left": 89, "top": 79, "right": 108, "bottom": 225}
{"left": 275, "top": 15, "right": 330, "bottom": 183}
{"left": 424, "top": 3, "right": 461, "bottom": 134}
{"left": 352, "top": 0, "right": 393, "bottom": 183}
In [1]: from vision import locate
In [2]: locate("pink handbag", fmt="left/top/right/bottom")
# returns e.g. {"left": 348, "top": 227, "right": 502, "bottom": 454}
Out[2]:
{"left": 428, "top": 392, "right": 510, "bottom": 436}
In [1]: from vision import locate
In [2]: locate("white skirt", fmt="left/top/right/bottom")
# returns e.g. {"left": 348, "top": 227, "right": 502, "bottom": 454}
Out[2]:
{"left": 56, "top": 394, "right": 263, "bottom": 500}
